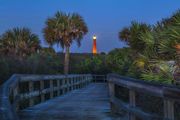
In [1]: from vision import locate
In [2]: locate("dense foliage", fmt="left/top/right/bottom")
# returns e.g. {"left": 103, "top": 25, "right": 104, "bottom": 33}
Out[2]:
{"left": 118, "top": 10, "right": 180, "bottom": 84}
{"left": 0, "top": 53, "right": 63, "bottom": 84}
{"left": 76, "top": 55, "right": 110, "bottom": 74}
{"left": 0, "top": 28, "right": 40, "bottom": 57}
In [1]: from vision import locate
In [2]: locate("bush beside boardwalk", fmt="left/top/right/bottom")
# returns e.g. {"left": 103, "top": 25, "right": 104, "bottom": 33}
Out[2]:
{"left": 0, "top": 53, "right": 107, "bottom": 85}
{"left": 0, "top": 49, "right": 178, "bottom": 85}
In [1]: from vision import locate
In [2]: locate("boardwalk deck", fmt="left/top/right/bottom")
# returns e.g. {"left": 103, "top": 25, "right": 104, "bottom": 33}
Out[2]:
{"left": 18, "top": 83, "right": 124, "bottom": 120}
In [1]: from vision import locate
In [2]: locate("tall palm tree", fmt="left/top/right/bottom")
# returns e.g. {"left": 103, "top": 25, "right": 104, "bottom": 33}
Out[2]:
{"left": 0, "top": 28, "right": 40, "bottom": 57}
{"left": 43, "top": 11, "right": 88, "bottom": 75}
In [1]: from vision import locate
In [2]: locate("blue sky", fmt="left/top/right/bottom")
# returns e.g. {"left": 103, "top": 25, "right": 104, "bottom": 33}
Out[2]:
{"left": 1, "top": 0, "right": 180, "bottom": 53}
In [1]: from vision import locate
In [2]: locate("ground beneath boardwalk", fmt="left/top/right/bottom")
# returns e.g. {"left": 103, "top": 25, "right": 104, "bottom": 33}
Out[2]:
{"left": 19, "top": 83, "right": 127, "bottom": 120}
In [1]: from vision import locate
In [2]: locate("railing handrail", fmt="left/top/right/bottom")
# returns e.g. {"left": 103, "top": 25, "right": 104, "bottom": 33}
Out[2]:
{"left": 0, "top": 74, "right": 19, "bottom": 120}
{"left": 0, "top": 74, "right": 93, "bottom": 120}
{"left": 107, "top": 73, "right": 180, "bottom": 120}
{"left": 108, "top": 73, "right": 180, "bottom": 88}
{"left": 107, "top": 74, "right": 180, "bottom": 100}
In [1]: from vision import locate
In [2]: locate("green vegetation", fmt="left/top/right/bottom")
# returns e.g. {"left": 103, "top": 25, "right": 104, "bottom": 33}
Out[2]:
{"left": 0, "top": 28, "right": 40, "bottom": 57}
{"left": 76, "top": 55, "right": 110, "bottom": 74}
{"left": 0, "top": 10, "right": 179, "bottom": 85}
{"left": 118, "top": 10, "right": 180, "bottom": 84}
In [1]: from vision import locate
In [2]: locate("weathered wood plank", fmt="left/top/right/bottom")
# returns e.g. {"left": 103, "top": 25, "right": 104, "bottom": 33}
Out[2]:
{"left": 40, "top": 80, "right": 45, "bottom": 102}
{"left": 129, "top": 90, "right": 136, "bottom": 120}
{"left": 164, "top": 100, "right": 174, "bottom": 120}
{"left": 110, "top": 97, "right": 162, "bottom": 120}
{"left": 0, "top": 74, "right": 92, "bottom": 120}
{"left": 18, "top": 83, "right": 120, "bottom": 120}
{"left": 28, "top": 81, "right": 34, "bottom": 107}
{"left": 107, "top": 74, "right": 180, "bottom": 120}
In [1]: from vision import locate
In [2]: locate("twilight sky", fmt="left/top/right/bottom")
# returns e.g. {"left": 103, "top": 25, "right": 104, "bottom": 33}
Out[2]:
{"left": 0, "top": 0, "right": 180, "bottom": 53}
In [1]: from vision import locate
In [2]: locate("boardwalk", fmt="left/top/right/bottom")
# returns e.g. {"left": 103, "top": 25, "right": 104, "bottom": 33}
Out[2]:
{"left": 18, "top": 83, "right": 123, "bottom": 120}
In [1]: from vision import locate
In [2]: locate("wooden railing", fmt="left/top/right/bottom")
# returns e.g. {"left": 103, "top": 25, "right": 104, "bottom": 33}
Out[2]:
{"left": 0, "top": 74, "right": 93, "bottom": 120}
{"left": 107, "top": 74, "right": 180, "bottom": 120}
{"left": 92, "top": 75, "right": 107, "bottom": 83}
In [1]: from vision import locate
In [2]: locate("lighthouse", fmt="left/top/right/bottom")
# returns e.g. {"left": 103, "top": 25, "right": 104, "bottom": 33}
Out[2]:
{"left": 92, "top": 35, "right": 97, "bottom": 54}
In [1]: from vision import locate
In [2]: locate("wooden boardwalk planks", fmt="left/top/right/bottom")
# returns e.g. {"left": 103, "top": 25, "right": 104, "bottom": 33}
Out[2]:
{"left": 18, "top": 83, "right": 125, "bottom": 120}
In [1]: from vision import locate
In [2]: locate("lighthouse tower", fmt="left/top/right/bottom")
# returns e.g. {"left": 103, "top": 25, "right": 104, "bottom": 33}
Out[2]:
{"left": 92, "top": 35, "right": 97, "bottom": 54}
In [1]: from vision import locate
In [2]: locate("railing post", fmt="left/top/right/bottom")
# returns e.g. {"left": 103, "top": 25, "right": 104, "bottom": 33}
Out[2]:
{"left": 29, "top": 81, "right": 34, "bottom": 106}
{"left": 109, "top": 81, "right": 116, "bottom": 113}
{"left": 85, "top": 76, "right": 88, "bottom": 86}
{"left": 50, "top": 80, "right": 53, "bottom": 98}
{"left": 68, "top": 77, "right": 70, "bottom": 90}
{"left": 72, "top": 78, "right": 74, "bottom": 90}
{"left": 13, "top": 83, "right": 19, "bottom": 111}
{"left": 73, "top": 77, "right": 75, "bottom": 89}
{"left": 70, "top": 78, "right": 72, "bottom": 91}
{"left": 62, "top": 78, "right": 66, "bottom": 94}
{"left": 67, "top": 78, "right": 69, "bottom": 92}
{"left": 87, "top": 76, "right": 89, "bottom": 83}
{"left": 57, "top": 79, "right": 60, "bottom": 96}
{"left": 129, "top": 90, "right": 136, "bottom": 120}
{"left": 109, "top": 82, "right": 114, "bottom": 98}
{"left": 164, "top": 99, "right": 174, "bottom": 120}
{"left": 94, "top": 75, "right": 96, "bottom": 83}
{"left": 40, "top": 80, "right": 45, "bottom": 102}
{"left": 79, "top": 77, "right": 81, "bottom": 88}
{"left": 82, "top": 77, "right": 84, "bottom": 87}
{"left": 77, "top": 77, "right": 79, "bottom": 89}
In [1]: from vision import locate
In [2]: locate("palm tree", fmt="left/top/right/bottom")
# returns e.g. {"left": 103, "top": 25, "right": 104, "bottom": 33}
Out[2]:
{"left": 119, "top": 27, "right": 130, "bottom": 43}
{"left": 0, "top": 28, "right": 40, "bottom": 57}
{"left": 119, "top": 21, "right": 151, "bottom": 53}
{"left": 158, "top": 13, "right": 180, "bottom": 61}
{"left": 43, "top": 11, "right": 88, "bottom": 75}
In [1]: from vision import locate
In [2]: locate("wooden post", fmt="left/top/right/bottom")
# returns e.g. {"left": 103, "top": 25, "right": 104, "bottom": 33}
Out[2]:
{"left": 86, "top": 76, "right": 88, "bottom": 86}
{"left": 129, "top": 90, "right": 136, "bottom": 120}
{"left": 50, "top": 80, "right": 53, "bottom": 98}
{"left": 62, "top": 78, "right": 65, "bottom": 94}
{"left": 40, "top": 80, "right": 45, "bottom": 102}
{"left": 109, "top": 82, "right": 115, "bottom": 98}
{"left": 164, "top": 100, "right": 174, "bottom": 120}
{"left": 72, "top": 78, "right": 75, "bottom": 90}
{"left": 81, "top": 77, "right": 83, "bottom": 88}
{"left": 70, "top": 78, "right": 72, "bottom": 91}
{"left": 109, "top": 81, "right": 116, "bottom": 113}
{"left": 29, "top": 81, "right": 34, "bottom": 106}
{"left": 87, "top": 76, "right": 89, "bottom": 84}
{"left": 94, "top": 75, "right": 96, "bottom": 83}
{"left": 14, "top": 83, "right": 19, "bottom": 111}
{"left": 85, "top": 76, "right": 87, "bottom": 86}
{"left": 104, "top": 76, "right": 106, "bottom": 82}
{"left": 78, "top": 78, "right": 80, "bottom": 89}
{"left": 57, "top": 80, "right": 60, "bottom": 96}
{"left": 66, "top": 78, "right": 69, "bottom": 92}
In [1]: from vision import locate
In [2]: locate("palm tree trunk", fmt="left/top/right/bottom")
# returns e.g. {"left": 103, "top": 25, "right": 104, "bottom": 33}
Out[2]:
{"left": 64, "top": 46, "right": 70, "bottom": 75}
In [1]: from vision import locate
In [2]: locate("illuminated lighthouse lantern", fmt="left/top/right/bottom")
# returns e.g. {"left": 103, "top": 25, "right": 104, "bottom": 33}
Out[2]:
{"left": 92, "top": 35, "right": 97, "bottom": 54}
